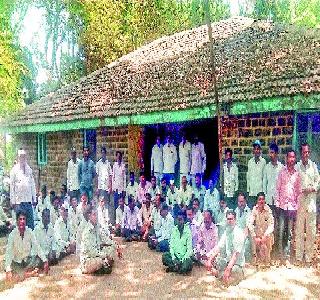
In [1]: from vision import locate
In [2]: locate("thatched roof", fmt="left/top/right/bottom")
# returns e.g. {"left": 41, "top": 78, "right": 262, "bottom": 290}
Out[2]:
{"left": 7, "top": 17, "right": 320, "bottom": 128}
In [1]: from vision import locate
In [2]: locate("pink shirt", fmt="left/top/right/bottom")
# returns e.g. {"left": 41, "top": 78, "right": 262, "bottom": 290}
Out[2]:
{"left": 195, "top": 222, "right": 218, "bottom": 259}
{"left": 276, "top": 167, "right": 302, "bottom": 211}
{"left": 136, "top": 181, "right": 152, "bottom": 204}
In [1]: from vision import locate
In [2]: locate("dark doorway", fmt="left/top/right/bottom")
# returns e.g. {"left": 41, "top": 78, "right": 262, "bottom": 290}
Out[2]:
{"left": 143, "top": 118, "right": 219, "bottom": 187}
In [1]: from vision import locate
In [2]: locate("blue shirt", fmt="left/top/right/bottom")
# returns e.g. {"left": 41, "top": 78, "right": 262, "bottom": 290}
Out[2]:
{"left": 78, "top": 158, "right": 96, "bottom": 188}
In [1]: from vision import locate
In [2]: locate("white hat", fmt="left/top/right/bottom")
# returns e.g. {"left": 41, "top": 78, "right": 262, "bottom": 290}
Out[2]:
{"left": 18, "top": 149, "right": 26, "bottom": 156}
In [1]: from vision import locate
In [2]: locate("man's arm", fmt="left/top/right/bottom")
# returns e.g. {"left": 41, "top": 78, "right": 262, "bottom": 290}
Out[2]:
{"left": 223, "top": 251, "right": 240, "bottom": 283}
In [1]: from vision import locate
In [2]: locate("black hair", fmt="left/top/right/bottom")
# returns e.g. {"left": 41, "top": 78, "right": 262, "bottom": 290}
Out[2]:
{"left": 269, "top": 143, "right": 279, "bottom": 153}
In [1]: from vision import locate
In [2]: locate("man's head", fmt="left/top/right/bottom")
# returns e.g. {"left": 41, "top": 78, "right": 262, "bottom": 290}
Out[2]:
{"left": 52, "top": 196, "right": 60, "bottom": 209}
{"left": 116, "top": 151, "right": 122, "bottom": 163}
{"left": 169, "top": 180, "right": 175, "bottom": 192}
{"left": 42, "top": 208, "right": 50, "bottom": 227}
{"left": 101, "top": 146, "right": 107, "bottom": 160}
{"left": 70, "top": 147, "right": 77, "bottom": 160}
{"left": 176, "top": 210, "right": 186, "bottom": 229}
{"left": 119, "top": 197, "right": 125, "bottom": 208}
{"left": 160, "top": 203, "right": 169, "bottom": 218}
{"left": 181, "top": 133, "right": 186, "bottom": 143}
{"left": 80, "top": 193, "right": 88, "bottom": 205}
{"left": 286, "top": 149, "right": 296, "bottom": 168}
{"left": 268, "top": 143, "right": 279, "bottom": 162}
{"left": 219, "top": 197, "right": 227, "bottom": 210}
{"left": 192, "top": 199, "right": 200, "bottom": 212}
{"left": 129, "top": 172, "right": 135, "bottom": 184}
{"left": 128, "top": 196, "right": 135, "bottom": 210}
{"left": 203, "top": 210, "right": 213, "bottom": 229}
{"left": 237, "top": 192, "right": 247, "bottom": 209}
{"left": 151, "top": 176, "right": 156, "bottom": 187}
{"left": 70, "top": 197, "right": 78, "bottom": 209}
{"left": 60, "top": 205, "right": 68, "bottom": 221}
{"left": 181, "top": 176, "right": 188, "bottom": 188}
{"left": 225, "top": 148, "right": 233, "bottom": 162}
{"left": 257, "top": 192, "right": 266, "bottom": 210}
{"left": 300, "top": 143, "right": 310, "bottom": 164}
{"left": 60, "top": 184, "right": 67, "bottom": 195}
{"left": 145, "top": 194, "right": 151, "bottom": 207}
{"left": 226, "top": 210, "right": 236, "bottom": 228}
{"left": 83, "top": 146, "right": 90, "bottom": 159}
{"left": 195, "top": 173, "right": 201, "bottom": 186}
{"left": 166, "top": 135, "right": 172, "bottom": 144}
{"left": 193, "top": 135, "right": 199, "bottom": 145}
{"left": 17, "top": 149, "right": 27, "bottom": 166}
{"left": 155, "top": 193, "right": 161, "bottom": 207}
{"left": 84, "top": 205, "right": 97, "bottom": 226}
{"left": 253, "top": 140, "right": 262, "bottom": 158}
{"left": 186, "top": 206, "right": 194, "bottom": 222}
{"left": 161, "top": 178, "right": 167, "bottom": 188}
{"left": 140, "top": 172, "right": 146, "bottom": 185}
{"left": 156, "top": 136, "right": 161, "bottom": 146}
{"left": 16, "top": 210, "right": 27, "bottom": 232}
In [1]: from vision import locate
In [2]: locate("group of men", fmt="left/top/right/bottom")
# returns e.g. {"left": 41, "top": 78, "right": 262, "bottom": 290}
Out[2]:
{"left": 2, "top": 136, "right": 320, "bottom": 285}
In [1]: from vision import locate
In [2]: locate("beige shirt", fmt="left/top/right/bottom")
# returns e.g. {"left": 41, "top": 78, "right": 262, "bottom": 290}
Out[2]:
{"left": 247, "top": 156, "right": 266, "bottom": 197}
{"left": 248, "top": 205, "right": 274, "bottom": 237}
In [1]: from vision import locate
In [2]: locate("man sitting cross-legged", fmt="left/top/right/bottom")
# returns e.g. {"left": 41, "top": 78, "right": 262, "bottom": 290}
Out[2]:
{"left": 194, "top": 210, "right": 218, "bottom": 266}
{"left": 80, "top": 206, "right": 119, "bottom": 274}
{"left": 148, "top": 203, "right": 174, "bottom": 252}
{"left": 54, "top": 204, "right": 76, "bottom": 260}
{"left": 122, "top": 196, "right": 142, "bottom": 242}
{"left": 34, "top": 208, "right": 57, "bottom": 265}
{"left": 206, "top": 210, "right": 245, "bottom": 285}
{"left": 5, "top": 210, "right": 49, "bottom": 281}
{"left": 162, "top": 210, "right": 193, "bottom": 274}
{"left": 248, "top": 192, "right": 274, "bottom": 267}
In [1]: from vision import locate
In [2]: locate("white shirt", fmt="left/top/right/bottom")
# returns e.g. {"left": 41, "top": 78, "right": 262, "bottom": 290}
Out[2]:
{"left": 178, "top": 185, "right": 193, "bottom": 206}
{"left": 203, "top": 188, "right": 220, "bottom": 212}
{"left": 234, "top": 206, "right": 251, "bottom": 230}
{"left": 190, "top": 142, "right": 206, "bottom": 175}
{"left": 223, "top": 161, "right": 239, "bottom": 197}
{"left": 54, "top": 217, "right": 74, "bottom": 251}
{"left": 126, "top": 182, "right": 139, "bottom": 199}
{"left": 157, "top": 213, "right": 175, "bottom": 241}
{"left": 163, "top": 143, "right": 177, "bottom": 174}
{"left": 179, "top": 141, "right": 191, "bottom": 174}
{"left": 112, "top": 162, "right": 126, "bottom": 193}
{"left": 33, "top": 223, "right": 55, "bottom": 256}
{"left": 10, "top": 163, "right": 36, "bottom": 205}
{"left": 5, "top": 227, "right": 47, "bottom": 272}
{"left": 96, "top": 158, "right": 112, "bottom": 191}
{"left": 296, "top": 159, "right": 320, "bottom": 213}
{"left": 116, "top": 206, "right": 125, "bottom": 225}
{"left": 151, "top": 144, "right": 163, "bottom": 173}
{"left": 246, "top": 156, "right": 266, "bottom": 197}
{"left": 263, "top": 161, "right": 284, "bottom": 205}
{"left": 67, "top": 158, "right": 80, "bottom": 191}
{"left": 97, "top": 205, "right": 110, "bottom": 230}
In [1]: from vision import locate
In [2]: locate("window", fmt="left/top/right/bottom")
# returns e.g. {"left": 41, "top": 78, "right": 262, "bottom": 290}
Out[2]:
{"left": 83, "top": 129, "right": 97, "bottom": 161}
{"left": 37, "top": 133, "right": 47, "bottom": 165}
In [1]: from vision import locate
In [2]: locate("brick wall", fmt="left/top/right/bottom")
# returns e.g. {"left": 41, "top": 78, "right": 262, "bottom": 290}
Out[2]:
{"left": 221, "top": 112, "right": 294, "bottom": 191}
{"left": 17, "top": 126, "right": 128, "bottom": 193}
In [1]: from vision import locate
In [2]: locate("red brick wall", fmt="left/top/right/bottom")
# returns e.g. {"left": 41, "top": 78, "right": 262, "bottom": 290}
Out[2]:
{"left": 221, "top": 112, "right": 294, "bottom": 191}
{"left": 16, "top": 126, "right": 128, "bottom": 193}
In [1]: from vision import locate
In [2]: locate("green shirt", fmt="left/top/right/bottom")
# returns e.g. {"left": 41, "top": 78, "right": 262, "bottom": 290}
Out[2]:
{"left": 169, "top": 224, "right": 193, "bottom": 261}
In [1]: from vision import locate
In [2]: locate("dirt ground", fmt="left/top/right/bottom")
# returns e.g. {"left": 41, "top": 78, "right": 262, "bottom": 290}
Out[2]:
{"left": 0, "top": 237, "right": 319, "bottom": 300}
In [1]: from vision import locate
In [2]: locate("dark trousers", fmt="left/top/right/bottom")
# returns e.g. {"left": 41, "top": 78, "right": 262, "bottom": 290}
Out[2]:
{"left": 123, "top": 228, "right": 141, "bottom": 241}
{"left": 15, "top": 202, "right": 34, "bottom": 230}
{"left": 162, "top": 252, "right": 193, "bottom": 274}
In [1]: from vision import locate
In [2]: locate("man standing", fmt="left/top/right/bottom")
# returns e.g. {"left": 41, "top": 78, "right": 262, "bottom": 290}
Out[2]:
{"left": 206, "top": 210, "right": 245, "bottom": 285}
{"left": 190, "top": 135, "right": 206, "bottom": 187}
{"left": 162, "top": 210, "right": 193, "bottom": 274}
{"left": 263, "top": 143, "right": 283, "bottom": 223}
{"left": 96, "top": 147, "right": 112, "bottom": 201}
{"left": 66, "top": 147, "right": 80, "bottom": 202}
{"left": 295, "top": 143, "right": 319, "bottom": 266}
{"left": 112, "top": 151, "right": 126, "bottom": 220}
{"left": 248, "top": 192, "right": 274, "bottom": 267}
{"left": 246, "top": 140, "right": 266, "bottom": 208}
{"left": 178, "top": 134, "right": 191, "bottom": 186}
{"left": 223, "top": 149, "right": 238, "bottom": 210}
{"left": 162, "top": 135, "right": 177, "bottom": 184}
{"left": 78, "top": 146, "right": 96, "bottom": 202}
{"left": 10, "top": 149, "right": 36, "bottom": 230}
{"left": 151, "top": 136, "right": 163, "bottom": 185}
{"left": 276, "top": 149, "right": 301, "bottom": 263}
